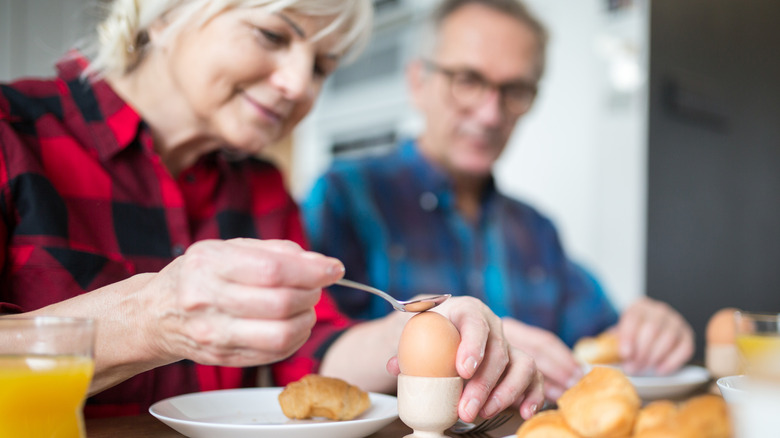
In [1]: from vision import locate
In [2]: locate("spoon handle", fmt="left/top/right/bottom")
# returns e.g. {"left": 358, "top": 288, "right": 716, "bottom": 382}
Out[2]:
{"left": 335, "top": 279, "right": 406, "bottom": 312}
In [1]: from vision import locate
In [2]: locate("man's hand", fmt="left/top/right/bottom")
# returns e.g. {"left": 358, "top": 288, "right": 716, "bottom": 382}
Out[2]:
{"left": 502, "top": 317, "right": 583, "bottom": 401}
{"left": 616, "top": 297, "right": 694, "bottom": 375}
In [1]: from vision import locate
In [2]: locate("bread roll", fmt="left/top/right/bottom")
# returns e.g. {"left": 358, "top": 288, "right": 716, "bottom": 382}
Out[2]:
{"left": 516, "top": 410, "right": 582, "bottom": 438}
{"left": 677, "top": 394, "right": 732, "bottom": 438}
{"left": 633, "top": 400, "right": 679, "bottom": 436}
{"left": 632, "top": 395, "right": 732, "bottom": 438}
{"left": 278, "top": 374, "right": 371, "bottom": 421}
{"left": 557, "top": 366, "right": 640, "bottom": 438}
{"left": 573, "top": 331, "right": 621, "bottom": 365}
{"left": 633, "top": 425, "right": 691, "bottom": 438}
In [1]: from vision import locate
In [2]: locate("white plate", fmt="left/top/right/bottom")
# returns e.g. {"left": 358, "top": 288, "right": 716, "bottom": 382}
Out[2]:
{"left": 149, "top": 387, "right": 398, "bottom": 438}
{"left": 627, "top": 365, "right": 710, "bottom": 400}
{"left": 582, "top": 364, "right": 710, "bottom": 400}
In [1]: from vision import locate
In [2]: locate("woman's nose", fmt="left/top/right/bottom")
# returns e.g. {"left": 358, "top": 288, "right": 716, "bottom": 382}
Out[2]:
{"left": 270, "top": 53, "right": 315, "bottom": 101}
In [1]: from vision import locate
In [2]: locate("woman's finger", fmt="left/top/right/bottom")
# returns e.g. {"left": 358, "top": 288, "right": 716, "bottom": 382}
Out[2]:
{"left": 183, "top": 239, "right": 344, "bottom": 289}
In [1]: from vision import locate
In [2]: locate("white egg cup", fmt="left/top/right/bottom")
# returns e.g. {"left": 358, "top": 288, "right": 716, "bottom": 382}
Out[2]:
{"left": 397, "top": 374, "right": 463, "bottom": 438}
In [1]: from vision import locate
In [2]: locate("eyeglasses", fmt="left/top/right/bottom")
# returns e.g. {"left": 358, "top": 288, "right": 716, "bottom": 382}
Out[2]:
{"left": 422, "top": 59, "right": 538, "bottom": 115}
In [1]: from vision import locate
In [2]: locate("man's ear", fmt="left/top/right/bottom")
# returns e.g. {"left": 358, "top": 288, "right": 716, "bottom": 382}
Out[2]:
{"left": 406, "top": 59, "right": 427, "bottom": 110}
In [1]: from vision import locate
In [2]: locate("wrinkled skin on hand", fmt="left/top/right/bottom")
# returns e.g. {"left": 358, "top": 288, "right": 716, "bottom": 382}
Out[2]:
{"left": 143, "top": 238, "right": 345, "bottom": 367}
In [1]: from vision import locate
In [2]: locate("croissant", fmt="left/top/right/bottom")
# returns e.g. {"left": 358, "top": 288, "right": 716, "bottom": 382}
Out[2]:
{"left": 278, "top": 374, "right": 371, "bottom": 421}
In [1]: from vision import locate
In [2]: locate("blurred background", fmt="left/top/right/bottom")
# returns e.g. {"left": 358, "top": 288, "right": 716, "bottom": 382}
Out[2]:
{"left": 2, "top": 0, "right": 778, "bottom": 359}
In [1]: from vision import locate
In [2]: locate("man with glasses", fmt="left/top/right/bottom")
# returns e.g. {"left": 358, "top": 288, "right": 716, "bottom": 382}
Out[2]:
{"left": 303, "top": 0, "right": 694, "bottom": 402}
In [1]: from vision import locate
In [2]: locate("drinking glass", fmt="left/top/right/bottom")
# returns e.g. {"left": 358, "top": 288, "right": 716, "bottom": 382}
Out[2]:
{"left": 0, "top": 316, "right": 95, "bottom": 438}
{"left": 734, "top": 311, "right": 780, "bottom": 382}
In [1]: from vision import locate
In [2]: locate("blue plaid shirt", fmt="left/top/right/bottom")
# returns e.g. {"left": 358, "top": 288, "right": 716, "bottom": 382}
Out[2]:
{"left": 303, "top": 139, "right": 618, "bottom": 346}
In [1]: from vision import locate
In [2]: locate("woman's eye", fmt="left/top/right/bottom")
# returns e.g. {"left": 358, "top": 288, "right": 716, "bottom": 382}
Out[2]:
{"left": 313, "top": 63, "right": 329, "bottom": 79}
{"left": 257, "top": 29, "right": 287, "bottom": 46}
{"left": 313, "top": 57, "right": 338, "bottom": 80}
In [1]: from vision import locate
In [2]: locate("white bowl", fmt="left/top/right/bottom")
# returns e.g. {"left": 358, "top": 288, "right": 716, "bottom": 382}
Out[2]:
{"left": 716, "top": 375, "right": 780, "bottom": 438}
{"left": 716, "top": 375, "right": 748, "bottom": 404}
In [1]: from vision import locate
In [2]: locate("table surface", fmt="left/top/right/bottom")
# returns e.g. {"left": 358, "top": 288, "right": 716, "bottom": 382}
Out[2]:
{"left": 85, "top": 410, "right": 523, "bottom": 438}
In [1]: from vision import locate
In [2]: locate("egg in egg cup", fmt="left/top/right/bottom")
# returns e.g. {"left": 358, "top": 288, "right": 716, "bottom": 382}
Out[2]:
{"left": 397, "top": 311, "right": 463, "bottom": 437}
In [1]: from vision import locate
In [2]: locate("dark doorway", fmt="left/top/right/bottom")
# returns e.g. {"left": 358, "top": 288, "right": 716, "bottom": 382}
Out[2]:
{"left": 647, "top": 0, "right": 780, "bottom": 359}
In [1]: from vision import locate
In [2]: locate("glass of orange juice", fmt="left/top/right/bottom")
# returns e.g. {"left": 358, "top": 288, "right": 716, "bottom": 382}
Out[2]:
{"left": 0, "top": 316, "right": 95, "bottom": 438}
{"left": 734, "top": 311, "right": 780, "bottom": 382}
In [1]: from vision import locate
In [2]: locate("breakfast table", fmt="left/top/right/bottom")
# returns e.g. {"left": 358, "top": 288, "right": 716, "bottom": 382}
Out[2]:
{"left": 85, "top": 408, "right": 525, "bottom": 437}
{"left": 85, "top": 363, "right": 718, "bottom": 437}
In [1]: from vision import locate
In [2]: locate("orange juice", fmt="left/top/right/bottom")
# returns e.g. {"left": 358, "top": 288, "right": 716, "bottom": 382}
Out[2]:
{"left": 0, "top": 355, "right": 94, "bottom": 438}
{"left": 736, "top": 334, "right": 780, "bottom": 381}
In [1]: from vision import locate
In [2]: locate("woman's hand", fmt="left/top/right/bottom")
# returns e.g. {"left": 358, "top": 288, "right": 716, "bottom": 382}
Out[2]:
{"left": 387, "top": 297, "right": 544, "bottom": 422}
{"left": 142, "top": 238, "right": 344, "bottom": 367}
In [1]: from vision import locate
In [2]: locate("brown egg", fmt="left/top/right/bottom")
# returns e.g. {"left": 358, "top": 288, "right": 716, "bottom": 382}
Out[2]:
{"left": 705, "top": 307, "right": 741, "bottom": 378}
{"left": 706, "top": 308, "right": 739, "bottom": 345}
{"left": 398, "top": 311, "right": 460, "bottom": 377}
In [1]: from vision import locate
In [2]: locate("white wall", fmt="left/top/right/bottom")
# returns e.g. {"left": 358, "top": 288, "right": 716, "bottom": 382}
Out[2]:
{"left": 293, "top": 0, "right": 650, "bottom": 310}
{"left": 0, "top": 0, "right": 92, "bottom": 81}
{"left": 0, "top": 0, "right": 11, "bottom": 81}
{"left": 496, "top": 0, "right": 649, "bottom": 309}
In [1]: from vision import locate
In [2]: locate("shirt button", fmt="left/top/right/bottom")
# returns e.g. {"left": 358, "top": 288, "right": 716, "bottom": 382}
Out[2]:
{"left": 171, "top": 245, "right": 186, "bottom": 257}
{"left": 419, "top": 192, "right": 439, "bottom": 211}
{"left": 185, "top": 174, "right": 196, "bottom": 183}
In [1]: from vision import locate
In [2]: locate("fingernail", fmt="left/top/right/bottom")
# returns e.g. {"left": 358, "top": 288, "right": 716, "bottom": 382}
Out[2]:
{"left": 566, "top": 376, "right": 581, "bottom": 388}
{"left": 328, "top": 264, "right": 345, "bottom": 277}
{"left": 463, "top": 398, "right": 480, "bottom": 420}
{"left": 483, "top": 396, "right": 501, "bottom": 418}
{"left": 530, "top": 403, "right": 538, "bottom": 414}
{"left": 463, "top": 356, "right": 478, "bottom": 374}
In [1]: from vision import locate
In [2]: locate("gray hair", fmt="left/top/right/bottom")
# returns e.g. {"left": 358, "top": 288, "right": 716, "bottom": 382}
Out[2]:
{"left": 421, "top": 0, "right": 548, "bottom": 79}
{"left": 85, "top": 0, "right": 373, "bottom": 77}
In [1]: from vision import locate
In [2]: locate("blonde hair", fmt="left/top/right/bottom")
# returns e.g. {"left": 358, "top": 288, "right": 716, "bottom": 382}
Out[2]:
{"left": 86, "top": 0, "right": 373, "bottom": 77}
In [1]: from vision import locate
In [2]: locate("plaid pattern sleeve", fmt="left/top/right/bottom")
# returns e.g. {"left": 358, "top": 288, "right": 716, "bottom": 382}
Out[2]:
{"left": 0, "top": 54, "right": 353, "bottom": 416}
{"left": 303, "top": 139, "right": 619, "bottom": 344}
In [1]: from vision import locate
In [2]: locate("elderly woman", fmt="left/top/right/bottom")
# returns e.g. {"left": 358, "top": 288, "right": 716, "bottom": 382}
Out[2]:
{"left": 0, "top": 0, "right": 542, "bottom": 422}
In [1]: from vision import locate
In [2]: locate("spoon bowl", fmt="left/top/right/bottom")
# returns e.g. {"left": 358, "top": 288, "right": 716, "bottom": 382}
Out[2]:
{"left": 335, "top": 279, "right": 451, "bottom": 313}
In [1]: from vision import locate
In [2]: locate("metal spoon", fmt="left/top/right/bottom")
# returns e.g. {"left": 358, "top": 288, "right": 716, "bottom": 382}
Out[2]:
{"left": 335, "top": 279, "right": 451, "bottom": 313}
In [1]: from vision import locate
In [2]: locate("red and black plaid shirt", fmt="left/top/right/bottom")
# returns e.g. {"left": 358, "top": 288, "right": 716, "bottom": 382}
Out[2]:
{"left": 0, "top": 54, "right": 352, "bottom": 417}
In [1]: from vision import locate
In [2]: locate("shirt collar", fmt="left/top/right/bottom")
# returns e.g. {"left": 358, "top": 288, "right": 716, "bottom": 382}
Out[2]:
{"left": 55, "top": 52, "right": 145, "bottom": 162}
{"left": 402, "top": 138, "right": 499, "bottom": 208}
